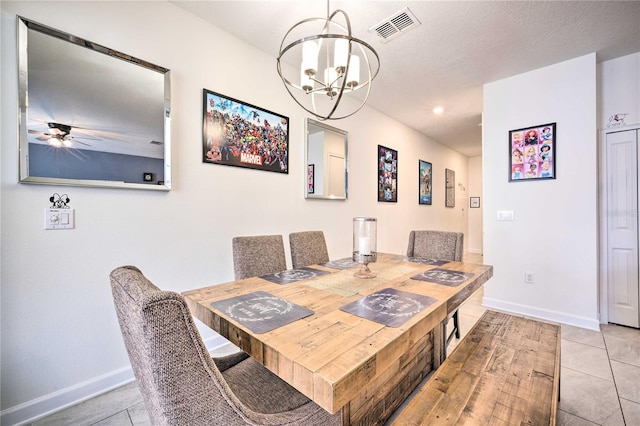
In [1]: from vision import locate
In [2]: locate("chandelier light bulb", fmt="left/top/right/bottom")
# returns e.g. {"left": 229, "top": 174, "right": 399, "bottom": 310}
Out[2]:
{"left": 346, "top": 55, "right": 360, "bottom": 89}
{"left": 302, "top": 40, "right": 318, "bottom": 76}
{"left": 334, "top": 38, "right": 349, "bottom": 73}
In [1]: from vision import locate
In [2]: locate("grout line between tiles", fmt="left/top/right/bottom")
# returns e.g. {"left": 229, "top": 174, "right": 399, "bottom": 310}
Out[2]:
{"left": 602, "top": 327, "right": 627, "bottom": 426}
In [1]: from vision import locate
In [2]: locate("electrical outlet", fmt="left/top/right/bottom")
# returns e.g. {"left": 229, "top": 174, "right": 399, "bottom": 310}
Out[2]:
{"left": 524, "top": 272, "right": 534, "bottom": 284}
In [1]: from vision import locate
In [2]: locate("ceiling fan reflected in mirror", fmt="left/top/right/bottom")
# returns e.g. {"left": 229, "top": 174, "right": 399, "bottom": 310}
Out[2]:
{"left": 28, "top": 122, "right": 101, "bottom": 148}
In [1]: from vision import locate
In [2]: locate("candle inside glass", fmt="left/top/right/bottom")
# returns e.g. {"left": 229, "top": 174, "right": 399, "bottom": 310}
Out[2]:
{"left": 359, "top": 236, "right": 371, "bottom": 255}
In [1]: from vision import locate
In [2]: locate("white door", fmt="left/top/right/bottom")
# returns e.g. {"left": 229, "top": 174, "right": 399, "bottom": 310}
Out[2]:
{"left": 606, "top": 129, "right": 640, "bottom": 328}
{"left": 326, "top": 153, "right": 345, "bottom": 198}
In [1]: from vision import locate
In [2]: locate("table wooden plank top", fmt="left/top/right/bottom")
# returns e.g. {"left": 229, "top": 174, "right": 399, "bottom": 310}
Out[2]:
{"left": 183, "top": 253, "right": 493, "bottom": 414}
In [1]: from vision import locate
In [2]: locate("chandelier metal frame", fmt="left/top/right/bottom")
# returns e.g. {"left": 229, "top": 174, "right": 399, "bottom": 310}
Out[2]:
{"left": 277, "top": 6, "right": 380, "bottom": 120}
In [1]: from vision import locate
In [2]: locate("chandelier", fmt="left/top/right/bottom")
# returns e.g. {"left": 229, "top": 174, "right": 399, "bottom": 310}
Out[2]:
{"left": 277, "top": 2, "right": 380, "bottom": 120}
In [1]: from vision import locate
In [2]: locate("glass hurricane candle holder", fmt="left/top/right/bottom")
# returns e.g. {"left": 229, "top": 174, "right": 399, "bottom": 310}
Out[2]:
{"left": 352, "top": 217, "right": 377, "bottom": 278}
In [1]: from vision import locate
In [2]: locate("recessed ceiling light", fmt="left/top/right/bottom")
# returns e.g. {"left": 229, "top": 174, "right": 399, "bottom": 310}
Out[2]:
{"left": 433, "top": 106, "right": 444, "bottom": 114}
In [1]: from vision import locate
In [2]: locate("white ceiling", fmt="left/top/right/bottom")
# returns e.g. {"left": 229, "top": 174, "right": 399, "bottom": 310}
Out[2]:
{"left": 171, "top": 0, "right": 640, "bottom": 157}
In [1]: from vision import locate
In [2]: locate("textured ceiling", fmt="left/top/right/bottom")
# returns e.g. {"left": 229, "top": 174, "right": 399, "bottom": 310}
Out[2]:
{"left": 171, "top": 0, "right": 640, "bottom": 157}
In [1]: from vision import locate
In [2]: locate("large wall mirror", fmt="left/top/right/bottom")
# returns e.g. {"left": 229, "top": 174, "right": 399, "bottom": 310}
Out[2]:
{"left": 17, "top": 17, "right": 171, "bottom": 190}
{"left": 305, "top": 119, "right": 348, "bottom": 200}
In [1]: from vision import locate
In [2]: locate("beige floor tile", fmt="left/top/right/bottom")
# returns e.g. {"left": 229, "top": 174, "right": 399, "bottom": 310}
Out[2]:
{"left": 559, "top": 367, "right": 620, "bottom": 424}
{"left": 210, "top": 342, "right": 242, "bottom": 357}
{"left": 32, "top": 381, "right": 143, "bottom": 426}
{"left": 91, "top": 410, "right": 132, "bottom": 426}
{"left": 561, "top": 324, "right": 606, "bottom": 349}
{"left": 620, "top": 398, "right": 640, "bottom": 425}
{"left": 128, "top": 402, "right": 151, "bottom": 425}
{"left": 601, "top": 324, "right": 640, "bottom": 343}
{"left": 610, "top": 360, "right": 640, "bottom": 403}
{"left": 601, "top": 407, "right": 626, "bottom": 426}
{"left": 556, "top": 409, "right": 598, "bottom": 425}
{"left": 561, "top": 340, "right": 614, "bottom": 381}
{"left": 604, "top": 334, "right": 640, "bottom": 367}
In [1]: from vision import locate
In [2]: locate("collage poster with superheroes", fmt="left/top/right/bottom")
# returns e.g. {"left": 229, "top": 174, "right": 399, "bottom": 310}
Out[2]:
{"left": 203, "top": 89, "right": 289, "bottom": 174}
{"left": 378, "top": 145, "right": 398, "bottom": 202}
{"left": 509, "top": 122, "right": 555, "bottom": 181}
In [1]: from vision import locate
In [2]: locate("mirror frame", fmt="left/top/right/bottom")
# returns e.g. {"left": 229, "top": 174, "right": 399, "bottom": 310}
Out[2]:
{"left": 17, "top": 16, "right": 172, "bottom": 191}
{"left": 305, "top": 118, "right": 348, "bottom": 200}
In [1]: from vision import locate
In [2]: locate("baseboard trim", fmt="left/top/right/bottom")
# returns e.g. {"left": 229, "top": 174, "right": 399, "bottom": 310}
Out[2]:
{"left": 482, "top": 297, "right": 600, "bottom": 331}
{"left": 0, "top": 335, "right": 229, "bottom": 426}
{"left": 465, "top": 249, "right": 483, "bottom": 254}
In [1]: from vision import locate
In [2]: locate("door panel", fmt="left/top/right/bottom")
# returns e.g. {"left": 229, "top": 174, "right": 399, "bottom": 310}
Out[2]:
{"left": 606, "top": 129, "right": 639, "bottom": 328}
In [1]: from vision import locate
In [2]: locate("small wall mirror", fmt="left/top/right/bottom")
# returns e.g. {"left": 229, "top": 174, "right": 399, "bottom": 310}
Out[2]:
{"left": 305, "top": 119, "right": 348, "bottom": 200}
{"left": 17, "top": 17, "right": 171, "bottom": 190}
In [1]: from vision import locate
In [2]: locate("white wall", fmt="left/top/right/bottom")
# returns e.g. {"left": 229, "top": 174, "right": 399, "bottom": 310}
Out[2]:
{"left": 467, "top": 156, "right": 483, "bottom": 253}
{"left": 482, "top": 54, "right": 599, "bottom": 330}
{"left": 0, "top": 1, "right": 469, "bottom": 423}
{"left": 598, "top": 52, "right": 640, "bottom": 129}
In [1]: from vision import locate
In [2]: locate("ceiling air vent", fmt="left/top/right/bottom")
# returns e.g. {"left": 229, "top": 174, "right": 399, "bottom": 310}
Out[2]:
{"left": 369, "top": 7, "right": 421, "bottom": 43}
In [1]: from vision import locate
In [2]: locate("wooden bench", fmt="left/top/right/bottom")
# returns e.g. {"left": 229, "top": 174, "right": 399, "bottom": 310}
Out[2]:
{"left": 391, "top": 310, "right": 561, "bottom": 425}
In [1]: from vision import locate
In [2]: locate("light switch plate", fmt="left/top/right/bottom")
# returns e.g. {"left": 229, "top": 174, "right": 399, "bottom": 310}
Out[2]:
{"left": 44, "top": 208, "right": 75, "bottom": 230}
{"left": 497, "top": 210, "right": 514, "bottom": 221}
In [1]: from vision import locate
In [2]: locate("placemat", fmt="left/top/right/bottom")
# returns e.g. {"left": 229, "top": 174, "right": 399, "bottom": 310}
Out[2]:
{"left": 411, "top": 268, "right": 475, "bottom": 287}
{"left": 260, "top": 267, "right": 330, "bottom": 284}
{"left": 340, "top": 288, "right": 437, "bottom": 327}
{"left": 320, "top": 258, "right": 359, "bottom": 270}
{"left": 395, "top": 256, "right": 449, "bottom": 266}
{"left": 210, "top": 291, "right": 314, "bottom": 334}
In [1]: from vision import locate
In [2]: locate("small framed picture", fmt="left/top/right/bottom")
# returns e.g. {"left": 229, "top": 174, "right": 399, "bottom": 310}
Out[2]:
{"left": 470, "top": 197, "right": 480, "bottom": 208}
{"left": 445, "top": 168, "right": 455, "bottom": 207}
{"left": 418, "top": 160, "right": 432, "bottom": 205}
{"left": 378, "top": 145, "right": 397, "bottom": 202}
{"left": 307, "top": 164, "right": 314, "bottom": 194}
{"left": 509, "top": 122, "right": 555, "bottom": 182}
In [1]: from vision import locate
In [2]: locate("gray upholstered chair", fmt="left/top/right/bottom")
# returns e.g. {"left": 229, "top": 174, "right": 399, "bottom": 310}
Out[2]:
{"left": 110, "top": 266, "right": 341, "bottom": 426}
{"left": 289, "top": 231, "right": 330, "bottom": 268}
{"left": 232, "top": 235, "right": 287, "bottom": 280}
{"left": 406, "top": 230, "right": 464, "bottom": 345}
{"left": 406, "top": 230, "right": 464, "bottom": 262}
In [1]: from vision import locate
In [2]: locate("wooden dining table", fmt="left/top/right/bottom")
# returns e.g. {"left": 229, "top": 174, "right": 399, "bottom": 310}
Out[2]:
{"left": 183, "top": 253, "right": 493, "bottom": 426}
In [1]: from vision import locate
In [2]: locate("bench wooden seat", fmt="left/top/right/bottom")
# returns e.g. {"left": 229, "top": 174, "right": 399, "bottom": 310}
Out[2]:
{"left": 391, "top": 310, "right": 561, "bottom": 425}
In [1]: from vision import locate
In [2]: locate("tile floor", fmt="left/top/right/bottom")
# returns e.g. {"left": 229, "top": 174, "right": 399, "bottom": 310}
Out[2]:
{"left": 29, "top": 253, "right": 640, "bottom": 425}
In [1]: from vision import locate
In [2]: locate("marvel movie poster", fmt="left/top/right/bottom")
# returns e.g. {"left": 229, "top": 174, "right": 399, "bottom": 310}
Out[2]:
{"left": 203, "top": 89, "right": 289, "bottom": 174}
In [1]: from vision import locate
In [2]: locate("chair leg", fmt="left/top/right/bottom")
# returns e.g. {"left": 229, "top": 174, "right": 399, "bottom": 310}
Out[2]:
{"left": 453, "top": 311, "right": 460, "bottom": 339}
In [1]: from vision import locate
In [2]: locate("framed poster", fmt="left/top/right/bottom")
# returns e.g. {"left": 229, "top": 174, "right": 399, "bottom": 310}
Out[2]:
{"left": 445, "top": 168, "right": 455, "bottom": 207}
{"left": 203, "top": 89, "right": 289, "bottom": 174}
{"left": 307, "top": 164, "right": 314, "bottom": 194}
{"left": 418, "top": 160, "right": 432, "bottom": 205}
{"left": 378, "top": 145, "right": 397, "bottom": 202}
{"left": 509, "top": 122, "right": 555, "bottom": 181}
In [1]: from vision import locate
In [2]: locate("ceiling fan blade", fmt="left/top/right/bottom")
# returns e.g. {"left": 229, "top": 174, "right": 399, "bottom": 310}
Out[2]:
{"left": 71, "top": 134, "right": 102, "bottom": 141}
{"left": 36, "top": 136, "right": 50, "bottom": 141}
